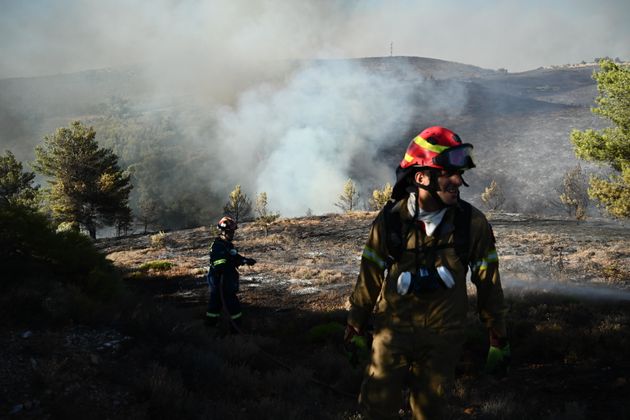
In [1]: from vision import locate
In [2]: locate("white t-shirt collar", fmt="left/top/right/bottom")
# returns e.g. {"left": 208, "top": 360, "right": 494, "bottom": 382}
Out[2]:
{"left": 407, "top": 192, "right": 447, "bottom": 236}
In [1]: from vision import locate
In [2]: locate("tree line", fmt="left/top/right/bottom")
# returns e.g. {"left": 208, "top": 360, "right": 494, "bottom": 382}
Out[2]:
{"left": 2, "top": 59, "right": 628, "bottom": 244}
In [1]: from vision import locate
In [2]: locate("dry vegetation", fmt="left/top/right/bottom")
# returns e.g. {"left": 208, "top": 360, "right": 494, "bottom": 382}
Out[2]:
{"left": 2, "top": 212, "right": 629, "bottom": 419}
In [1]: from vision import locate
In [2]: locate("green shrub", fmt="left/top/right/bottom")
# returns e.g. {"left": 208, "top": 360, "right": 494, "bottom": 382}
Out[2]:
{"left": 139, "top": 260, "right": 175, "bottom": 271}
{"left": 306, "top": 321, "right": 345, "bottom": 343}
{"left": 0, "top": 204, "right": 124, "bottom": 325}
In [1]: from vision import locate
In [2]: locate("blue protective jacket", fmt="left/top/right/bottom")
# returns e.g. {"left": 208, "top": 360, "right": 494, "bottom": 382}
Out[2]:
{"left": 207, "top": 236, "right": 248, "bottom": 293}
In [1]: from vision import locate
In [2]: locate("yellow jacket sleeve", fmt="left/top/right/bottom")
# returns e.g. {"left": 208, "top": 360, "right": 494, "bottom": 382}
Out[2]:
{"left": 469, "top": 210, "right": 507, "bottom": 339}
{"left": 347, "top": 211, "right": 388, "bottom": 332}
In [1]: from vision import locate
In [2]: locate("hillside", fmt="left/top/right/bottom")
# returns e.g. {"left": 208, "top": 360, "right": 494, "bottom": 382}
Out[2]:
{"left": 0, "top": 57, "right": 608, "bottom": 224}
{"left": 2, "top": 212, "right": 629, "bottom": 418}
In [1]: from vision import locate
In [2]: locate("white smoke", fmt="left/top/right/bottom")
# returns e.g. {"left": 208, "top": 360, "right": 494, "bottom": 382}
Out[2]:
{"left": 2, "top": 0, "right": 627, "bottom": 219}
{"left": 212, "top": 60, "right": 467, "bottom": 216}
{"left": 503, "top": 276, "right": 630, "bottom": 302}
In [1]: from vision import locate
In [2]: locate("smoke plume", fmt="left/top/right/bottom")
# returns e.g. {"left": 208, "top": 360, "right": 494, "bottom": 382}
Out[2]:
{"left": 211, "top": 60, "right": 468, "bottom": 216}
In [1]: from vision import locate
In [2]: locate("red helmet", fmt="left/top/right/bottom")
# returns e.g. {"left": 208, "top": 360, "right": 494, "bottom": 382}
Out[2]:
{"left": 399, "top": 126, "right": 475, "bottom": 171}
{"left": 392, "top": 126, "right": 475, "bottom": 200}
{"left": 217, "top": 216, "right": 237, "bottom": 231}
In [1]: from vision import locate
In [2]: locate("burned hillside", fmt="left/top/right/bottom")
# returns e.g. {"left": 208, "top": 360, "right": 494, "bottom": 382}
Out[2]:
{"left": 2, "top": 211, "right": 629, "bottom": 418}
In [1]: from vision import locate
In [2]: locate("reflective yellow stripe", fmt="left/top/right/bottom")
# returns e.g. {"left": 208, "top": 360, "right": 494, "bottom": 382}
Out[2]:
{"left": 413, "top": 135, "right": 450, "bottom": 153}
{"left": 473, "top": 248, "right": 499, "bottom": 272}
{"left": 206, "top": 312, "right": 220, "bottom": 318}
{"left": 362, "top": 246, "right": 386, "bottom": 270}
{"left": 404, "top": 153, "right": 414, "bottom": 163}
{"left": 213, "top": 258, "right": 227, "bottom": 266}
{"left": 231, "top": 312, "right": 242, "bottom": 320}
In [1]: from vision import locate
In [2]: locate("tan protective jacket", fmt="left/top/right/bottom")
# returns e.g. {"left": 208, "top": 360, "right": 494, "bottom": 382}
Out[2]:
{"left": 348, "top": 197, "right": 507, "bottom": 337}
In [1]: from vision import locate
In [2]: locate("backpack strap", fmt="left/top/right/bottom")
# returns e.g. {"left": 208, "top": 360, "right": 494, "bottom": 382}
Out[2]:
{"left": 383, "top": 199, "right": 409, "bottom": 268}
{"left": 383, "top": 198, "right": 473, "bottom": 268}
{"left": 452, "top": 199, "right": 472, "bottom": 267}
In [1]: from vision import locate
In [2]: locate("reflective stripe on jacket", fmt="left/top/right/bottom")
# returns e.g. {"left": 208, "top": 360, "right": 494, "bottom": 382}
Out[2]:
{"left": 209, "top": 237, "right": 247, "bottom": 289}
{"left": 347, "top": 197, "right": 507, "bottom": 336}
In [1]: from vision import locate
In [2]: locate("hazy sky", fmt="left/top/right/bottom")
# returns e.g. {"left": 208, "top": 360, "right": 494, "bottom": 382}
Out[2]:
{"left": 1, "top": 0, "right": 629, "bottom": 79}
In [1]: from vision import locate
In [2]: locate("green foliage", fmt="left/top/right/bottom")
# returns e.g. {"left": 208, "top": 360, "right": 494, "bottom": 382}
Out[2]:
{"left": 570, "top": 60, "right": 630, "bottom": 218}
{"left": 91, "top": 110, "right": 221, "bottom": 230}
{"left": 223, "top": 184, "right": 252, "bottom": 223}
{"left": 306, "top": 321, "right": 345, "bottom": 343}
{"left": 335, "top": 178, "right": 359, "bottom": 212}
{"left": 0, "top": 203, "right": 124, "bottom": 324}
{"left": 1, "top": 204, "right": 121, "bottom": 293}
{"left": 139, "top": 260, "right": 175, "bottom": 271}
{"left": 137, "top": 191, "right": 160, "bottom": 233}
{"left": 558, "top": 165, "right": 589, "bottom": 220}
{"left": 368, "top": 182, "right": 393, "bottom": 211}
{"left": 0, "top": 150, "right": 40, "bottom": 209}
{"left": 587, "top": 170, "right": 630, "bottom": 218}
{"left": 33, "top": 121, "right": 133, "bottom": 238}
{"left": 481, "top": 179, "right": 505, "bottom": 211}
{"left": 129, "top": 155, "right": 215, "bottom": 229}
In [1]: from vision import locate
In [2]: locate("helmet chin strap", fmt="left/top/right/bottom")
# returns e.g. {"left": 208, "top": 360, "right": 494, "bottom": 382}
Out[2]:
{"left": 416, "top": 170, "right": 469, "bottom": 207}
{"left": 417, "top": 174, "right": 447, "bottom": 207}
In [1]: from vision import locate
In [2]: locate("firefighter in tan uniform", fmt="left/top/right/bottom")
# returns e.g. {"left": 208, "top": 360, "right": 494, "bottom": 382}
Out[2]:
{"left": 345, "top": 126, "right": 509, "bottom": 419}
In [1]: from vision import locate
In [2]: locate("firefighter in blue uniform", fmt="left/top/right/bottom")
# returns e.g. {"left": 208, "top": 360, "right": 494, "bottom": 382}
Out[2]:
{"left": 205, "top": 216, "right": 256, "bottom": 329}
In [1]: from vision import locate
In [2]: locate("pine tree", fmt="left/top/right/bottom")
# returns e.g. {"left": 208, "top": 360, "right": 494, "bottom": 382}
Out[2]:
{"left": 254, "top": 192, "right": 280, "bottom": 235}
{"left": 33, "top": 121, "right": 132, "bottom": 239}
{"left": 335, "top": 178, "right": 359, "bottom": 212}
{"left": 137, "top": 191, "right": 161, "bottom": 233}
{"left": 0, "top": 150, "right": 39, "bottom": 209}
{"left": 368, "top": 182, "right": 393, "bottom": 211}
{"left": 223, "top": 184, "right": 252, "bottom": 223}
{"left": 570, "top": 59, "right": 630, "bottom": 218}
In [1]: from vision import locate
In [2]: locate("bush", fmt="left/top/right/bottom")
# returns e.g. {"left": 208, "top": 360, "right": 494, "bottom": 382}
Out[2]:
{"left": 150, "top": 231, "right": 168, "bottom": 248}
{"left": 481, "top": 179, "right": 506, "bottom": 211}
{"left": 558, "top": 164, "right": 589, "bottom": 220}
{"left": 368, "top": 183, "right": 393, "bottom": 211}
{"left": 139, "top": 260, "right": 175, "bottom": 271}
{"left": 0, "top": 204, "right": 124, "bottom": 325}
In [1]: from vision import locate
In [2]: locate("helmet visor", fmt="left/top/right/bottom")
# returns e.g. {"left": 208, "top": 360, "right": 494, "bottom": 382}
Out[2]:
{"left": 432, "top": 144, "right": 475, "bottom": 170}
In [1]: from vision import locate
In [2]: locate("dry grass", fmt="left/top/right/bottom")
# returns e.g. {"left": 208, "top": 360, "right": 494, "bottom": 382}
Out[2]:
{"left": 5, "top": 213, "right": 629, "bottom": 419}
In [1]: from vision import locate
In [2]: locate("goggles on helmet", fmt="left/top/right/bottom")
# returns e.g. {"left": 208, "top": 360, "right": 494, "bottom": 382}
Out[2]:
{"left": 432, "top": 144, "right": 475, "bottom": 170}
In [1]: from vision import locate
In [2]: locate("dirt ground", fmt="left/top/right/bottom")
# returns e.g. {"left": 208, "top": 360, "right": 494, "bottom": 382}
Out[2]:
{"left": 102, "top": 212, "right": 630, "bottom": 417}
{"left": 101, "top": 211, "right": 630, "bottom": 316}
{"left": 3, "top": 211, "right": 629, "bottom": 419}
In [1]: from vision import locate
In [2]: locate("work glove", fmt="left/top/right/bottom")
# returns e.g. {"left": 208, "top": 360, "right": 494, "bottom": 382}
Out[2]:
{"left": 343, "top": 325, "right": 369, "bottom": 368}
{"left": 343, "top": 324, "right": 359, "bottom": 346}
{"left": 244, "top": 258, "right": 256, "bottom": 266}
{"left": 485, "top": 343, "right": 511, "bottom": 376}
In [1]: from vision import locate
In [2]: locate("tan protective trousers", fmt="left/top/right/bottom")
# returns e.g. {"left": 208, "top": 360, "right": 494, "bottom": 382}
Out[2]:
{"left": 359, "top": 326, "right": 464, "bottom": 420}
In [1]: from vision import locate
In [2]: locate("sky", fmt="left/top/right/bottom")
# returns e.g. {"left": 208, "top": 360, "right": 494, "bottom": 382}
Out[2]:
{"left": 1, "top": 0, "right": 629, "bottom": 79}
